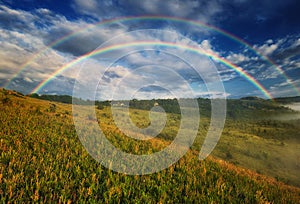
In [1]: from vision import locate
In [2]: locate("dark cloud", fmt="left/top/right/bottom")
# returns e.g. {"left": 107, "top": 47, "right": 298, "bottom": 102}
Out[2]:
{"left": 47, "top": 32, "right": 100, "bottom": 56}
{"left": 139, "top": 85, "right": 168, "bottom": 93}
{"left": 104, "top": 71, "right": 122, "bottom": 79}
{"left": 0, "top": 5, "right": 35, "bottom": 32}
{"left": 273, "top": 45, "right": 300, "bottom": 61}
{"left": 42, "top": 19, "right": 128, "bottom": 56}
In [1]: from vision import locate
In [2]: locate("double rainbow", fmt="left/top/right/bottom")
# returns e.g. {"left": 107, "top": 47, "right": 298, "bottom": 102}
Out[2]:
{"left": 6, "top": 16, "right": 298, "bottom": 98}
{"left": 30, "top": 41, "right": 273, "bottom": 99}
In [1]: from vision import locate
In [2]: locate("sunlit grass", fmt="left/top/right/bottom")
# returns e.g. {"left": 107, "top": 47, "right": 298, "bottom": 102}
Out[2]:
{"left": 0, "top": 89, "right": 299, "bottom": 202}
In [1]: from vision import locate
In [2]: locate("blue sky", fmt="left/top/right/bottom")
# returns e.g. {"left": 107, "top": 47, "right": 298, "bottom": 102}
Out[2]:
{"left": 0, "top": 0, "right": 299, "bottom": 99}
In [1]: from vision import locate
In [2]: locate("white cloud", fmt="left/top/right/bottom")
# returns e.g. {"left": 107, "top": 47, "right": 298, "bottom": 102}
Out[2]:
{"left": 72, "top": 0, "right": 224, "bottom": 23}
{"left": 1, "top": 3, "right": 298, "bottom": 98}
{"left": 0, "top": 3, "right": 225, "bottom": 98}
{"left": 269, "top": 78, "right": 300, "bottom": 97}
{"left": 23, "top": 77, "right": 33, "bottom": 83}
{"left": 0, "top": 6, "right": 78, "bottom": 89}
{"left": 253, "top": 38, "right": 291, "bottom": 57}
{"left": 73, "top": 0, "right": 98, "bottom": 12}
{"left": 200, "top": 40, "right": 214, "bottom": 53}
{"left": 255, "top": 43, "right": 278, "bottom": 56}
{"left": 293, "top": 38, "right": 300, "bottom": 47}
{"left": 0, "top": 5, "right": 35, "bottom": 26}
{"left": 0, "top": 4, "right": 130, "bottom": 92}
{"left": 226, "top": 53, "right": 250, "bottom": 64}
{"left": 0, "top": 29, "right": 72, "bottom": 79}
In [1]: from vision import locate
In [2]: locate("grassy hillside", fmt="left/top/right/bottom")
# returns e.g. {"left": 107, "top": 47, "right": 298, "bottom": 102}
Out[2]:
{"left": 1, "top": 89, "right": 300, "bottom": 203}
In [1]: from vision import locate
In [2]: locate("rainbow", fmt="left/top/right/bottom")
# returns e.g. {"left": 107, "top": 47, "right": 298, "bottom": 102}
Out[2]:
{"left": 6, "top": 16, "right": 298, "bottom": 96}
{"left": 30, "top": 41, "right": 273, "bottom": 99}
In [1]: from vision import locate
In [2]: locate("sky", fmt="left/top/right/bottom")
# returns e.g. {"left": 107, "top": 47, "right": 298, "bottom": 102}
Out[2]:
{"left": 0, "top": 0, "right": 299, "bottom": 100}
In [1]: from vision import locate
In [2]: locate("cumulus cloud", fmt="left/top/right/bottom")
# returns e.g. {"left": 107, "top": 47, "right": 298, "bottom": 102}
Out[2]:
{"left": 272, "top": 40, "right": 300, "bottom": 61}
{"left": 217, "top": 35, "right": 300, "bottom": 91}
{"left": 1, "top": 2, "right": 299, "bottom": 98}
{"left": 72, "top": 0, "right": 224, "bottom": 23}
{"left": 0, "top": 3, "right": 213, "bottom": 98}
{"left": 71, "top": 29, "right": 225, "bottom": 100}
{"left": 226, "top": 53, "right": 250, "bottom": 64}
{"left": 200, "top": 40, "right": 214, "bottom": 53}
{"left": 0, "top": 5, "right": 35, "bottom": 32}
{"left": 44, "top": 22, "right": 129, "bottom": 56}
{"left": 95, "top": 64, "right": 202, "bottom": 100}
{"left": 0, "top": 5, "right": 78, "bottom": 90}
{"left": 254, "top": 41, "right": 280, "bottom": 56}
{"left": 254, "top": 37, "right": 300, "bottom": 61}
{"left": 269, "top": 78, "right": 300, "bottom": 97}
{"left": 0, "top": 30, "right": 71, "bottom": 81}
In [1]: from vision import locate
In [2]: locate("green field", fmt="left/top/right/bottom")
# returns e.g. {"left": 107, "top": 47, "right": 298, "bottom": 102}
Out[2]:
{"left": 1, "top": 89, "right": 300, "bottom": 203}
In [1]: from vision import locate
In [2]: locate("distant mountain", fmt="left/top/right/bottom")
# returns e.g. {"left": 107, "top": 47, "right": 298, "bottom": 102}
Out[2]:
{"left": 240, "top": 95, "right": 300, "bottom": 104}
{"left": 240, "top": 96, "right": 264, "bottom": 101}
{"left": 273, "top": 96, "right": 300, "bottom": 104}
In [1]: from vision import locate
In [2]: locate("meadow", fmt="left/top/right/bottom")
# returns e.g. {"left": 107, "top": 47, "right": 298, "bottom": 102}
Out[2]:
{"left": 1, "top": 89, "right": 300, "bottom": 203}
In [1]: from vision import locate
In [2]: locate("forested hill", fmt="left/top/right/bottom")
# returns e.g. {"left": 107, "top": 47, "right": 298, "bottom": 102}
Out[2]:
{"left": 29, "top": 93, "right": 91, "bottom": 105}
{"left": 28, "top": 92, "right": 297, "bottom": 120}
{"left": 272, "top": 96, "right": 300, "bottom": 104}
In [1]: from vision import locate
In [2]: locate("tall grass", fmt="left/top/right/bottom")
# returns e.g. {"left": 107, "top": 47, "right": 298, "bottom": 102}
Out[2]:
{"left": 0, "top": 89, "right": 299, "bottom": 203}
